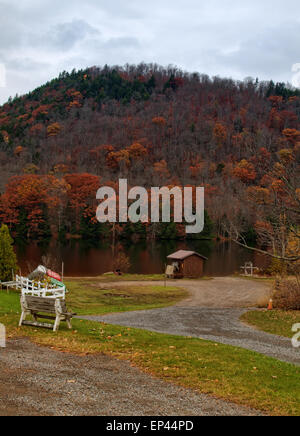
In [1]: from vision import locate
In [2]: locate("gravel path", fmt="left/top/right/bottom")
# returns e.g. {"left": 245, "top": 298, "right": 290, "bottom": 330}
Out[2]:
{"left": 83, "top": 307, "right": 299, "bottom": 365}
{"left": 80, "top": 278, "right": 299, "bottom": 365}
{"left": 0, "top": 338, "right": 260, "bottom": 416}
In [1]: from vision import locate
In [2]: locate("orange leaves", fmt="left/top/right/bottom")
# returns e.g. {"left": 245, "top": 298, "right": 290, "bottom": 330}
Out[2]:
{"left": 6, "top": 175, "right": 68, "bottom": 209}
{"left": 0, "top": 114, "right": 10, "bottom": 126}
{"left": 1, "top": 130, "right": 9, "bottom": 143}
{"left": 268, "top": 96, "right": 283, "bottom": 106}
{"left": 23, "top": 164, "right": 39, "bottom": 174}
{"left": 16, "top": 114, "right": 29, "bottom": 122}
{"left": 255, "top": 220, "right": 274, "bottom": 236}
{"left": 47, "top": 122, "right": 62, "bottom": 137}
{"left": 190, "top": 164, "right": 202, "bottom": 179}
{"left": 189, "top": 156, "right": 204, "bottom": 179}
{"left": 29, "top": 123, "right": 44, "bottom": 136}
{"left": 66, "top": 90, "right": 83, "bottom": 110}
{"left": 233, "top": 159, "right": 257, "bottom": 183}
{"left": 154, "top": 160, "right": 170, "bottom": 179}
{"left": 64, "top": 173, "right": 100, "bottom": 229}
{"left": 89, "top": 145, "right": 115, "bottom": 160}
{"left": 127, "top": 142, "right": 147, "bottom": 160}
{"left": 282, "top": 128, "right": 300, "bottom": 143}
{"left": 269, "top": 178, "right": 285, "bottom": 195}
{"left": 106, "top": 143, "right": 147, "bottom": 171}
{"left": 31, "top": 104, "right": 51, "bottom": 119}
{"left": 247, "top": 186, "right": 271, "bottom": 205}
{"left": 68, "top": 100, "right": 82, "bottom": 110}
{"left": 286, "top": 232, "right": 300, "bottom": 262}
{"left": 288, "top": 96, "right": 299, "bottom": 103}
{"left": 213, "top": 122, "right": 227, "bottom": 147}
{"left": 278, "top": 149, "right": 295, "bottom": 164}
{"left": 64, "top": 173, "right": 100, "bottom": 212}
{"left": 152, "top": 116, "right": 167, "bottom": 126}
{"left": 0, "top": 175, "right": 69, "bottom": 234}
{"left": 232, "top": 133, "right": 243, "bottom": 147}
{"left": 106, "top": 150, "right": 130, "bottom": 170}
{"left": 14, "top": 146, "right": 24, "bottom": 156}
{"left": 53, "top": 164, "right": 69, "bottom": 175}
{"left": 268, "top": 108, "right": 283, "bottom": 130}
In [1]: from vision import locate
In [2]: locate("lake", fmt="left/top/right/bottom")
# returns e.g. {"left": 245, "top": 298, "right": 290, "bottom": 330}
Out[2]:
{"left": 15, "top": 239, "right": 268, "bottom": 277}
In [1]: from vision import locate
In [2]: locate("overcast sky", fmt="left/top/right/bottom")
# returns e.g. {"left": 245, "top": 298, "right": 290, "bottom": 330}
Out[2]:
{"left": 0, "top": 0, "right": 300, "bottom": 104}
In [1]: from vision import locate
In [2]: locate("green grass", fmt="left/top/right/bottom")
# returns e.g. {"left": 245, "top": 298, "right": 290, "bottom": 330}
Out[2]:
{"left": 66, "top": 274, "right": 166, "bottom": 282}
{"left": 233, "top": 274, "right": 275, "bottom": 283}
{"left": 66, "top": 273, "right": 212, "bottom": 282}
{"left": 1, "top": 287, "right": 300, "bottom": 416}
{"left": 241, "top": 310, "right": 300, "bottom": 338}
{"left": 64, "top": 279, "right": 188, "bottom": 315}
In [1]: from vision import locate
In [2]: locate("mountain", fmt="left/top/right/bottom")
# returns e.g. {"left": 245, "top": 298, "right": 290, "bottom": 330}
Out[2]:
{"left": 0, "top": 64, "right": 299, "bottom": 242}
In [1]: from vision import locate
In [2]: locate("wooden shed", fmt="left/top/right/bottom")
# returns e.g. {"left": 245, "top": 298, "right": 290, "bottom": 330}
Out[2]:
{"left": 166, "top": 250, "right": 207, "bottom": 279}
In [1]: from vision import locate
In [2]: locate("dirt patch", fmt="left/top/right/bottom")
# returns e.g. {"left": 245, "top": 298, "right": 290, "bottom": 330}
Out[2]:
{"left": 97, "top": 277, "right": 273, "bottom": 308}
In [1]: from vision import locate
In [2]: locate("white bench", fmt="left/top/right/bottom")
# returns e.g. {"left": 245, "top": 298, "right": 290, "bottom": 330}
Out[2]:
{"left": 19, "top": 295, "right": 76, "bottom": 332}
{"left": 16, "top": 275, "right": 66, "bottom": 299}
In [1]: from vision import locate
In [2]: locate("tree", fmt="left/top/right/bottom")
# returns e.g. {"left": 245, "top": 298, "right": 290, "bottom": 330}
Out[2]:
{"left": 233, "top": 160, "right": 257, "bottom": 183}
{"left": 213, "top": 122, "right": 227, "bottom": 147}
{"left": 0, "top": 224, "right": 18, "bottom": 281}
{"left": 225, "top": 148, "right": 300, "bottom": 267}
{"left": 64, "top": 173, "right": 100, "bottom": 229}
{"left": 112, "top": 245, "right": 131, "bottom": 273}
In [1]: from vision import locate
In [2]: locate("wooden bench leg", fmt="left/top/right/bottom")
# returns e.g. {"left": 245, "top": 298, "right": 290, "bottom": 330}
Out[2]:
{"left": 19, "top": 311, "right": 27, "bottom": 327}
{"left": 66, "top": 318, "right": 72, "bottom": 330}
{"left": 53, "top": 315, "right": 61, "bottom": 332}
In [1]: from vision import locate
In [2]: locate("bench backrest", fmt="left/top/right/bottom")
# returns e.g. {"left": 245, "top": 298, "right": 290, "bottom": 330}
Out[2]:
{"left": 24, "top": 296, "right": 67, "bottom": 313}
{"left": 16, "top": 275, "right": 66, "bottom": 299}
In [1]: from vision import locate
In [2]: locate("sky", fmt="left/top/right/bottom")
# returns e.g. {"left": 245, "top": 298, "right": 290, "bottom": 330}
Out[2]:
{"left": 1, "top": 0, "right": 300, "bottom": 104}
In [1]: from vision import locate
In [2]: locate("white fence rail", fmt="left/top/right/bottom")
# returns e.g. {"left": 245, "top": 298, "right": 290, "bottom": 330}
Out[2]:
{"left": 16, "top": 275, "right": 66, "bottom": 299}
{"left": 240, "top": 262, "right": 259, "bottom": 277}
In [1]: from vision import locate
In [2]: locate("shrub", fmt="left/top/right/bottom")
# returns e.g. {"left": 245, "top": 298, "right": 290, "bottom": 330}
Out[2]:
{"left": 112, "top": 247, "right": 131, "bottom": 273}
{"left": 0, "top": 224, "right": 18, "bottom": 281}
{"left": 273, "top": 279, "right": 300, "bottom": 310}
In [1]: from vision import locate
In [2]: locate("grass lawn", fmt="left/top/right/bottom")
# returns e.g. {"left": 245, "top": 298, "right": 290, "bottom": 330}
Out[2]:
{"left": 65, "top": 274, "right": 213, "bottom": 282}
{"left": 1, "top": 286, "right": 300, "bottom": 416}
{"left": 66, "top": 274, "right": 166, "bottom": 282}
{"left": 64, "top": 279, "right": 188, "bottom": 315}
{"left": 241, "top": 310, "right": 300, "bottom": 338}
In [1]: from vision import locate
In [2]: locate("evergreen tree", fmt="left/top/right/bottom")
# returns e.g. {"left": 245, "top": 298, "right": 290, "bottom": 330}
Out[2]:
{"left": 0, "top": 224, "right": 18, "bottom": 281}
{"left": 79, "top": 211, "right": 109, "bottom": 240}
{"left": 16, "top": 207, "right": 29, "bottom": 241}
{"left": 157, "top": 222, "right": 178, "bottom": 240}
{"left": 202, "top": 210, "right": 214, "bottom": 238}
{"left": 187, "top": 210, "right": 214, "bottom": 240}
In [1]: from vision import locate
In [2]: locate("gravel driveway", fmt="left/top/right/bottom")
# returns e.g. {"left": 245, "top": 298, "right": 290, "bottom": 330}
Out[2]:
{"left": 83, "top": 307, "right": 299, "bottom": 365}
{"left": 0, "top": 338, "right": 260, "bottom": 416}
{"left": 81, "top": 278, "right": 300, "bottom": 365}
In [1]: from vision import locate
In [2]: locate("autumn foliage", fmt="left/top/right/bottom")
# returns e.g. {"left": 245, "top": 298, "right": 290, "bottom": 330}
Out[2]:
{"left": 0, "top": 64, "right": 298, "bottom": 244}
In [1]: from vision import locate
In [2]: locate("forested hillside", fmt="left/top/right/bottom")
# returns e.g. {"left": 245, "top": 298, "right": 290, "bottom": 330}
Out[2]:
{"left": 0, "top": 64, "right": 299, "bottom": 249}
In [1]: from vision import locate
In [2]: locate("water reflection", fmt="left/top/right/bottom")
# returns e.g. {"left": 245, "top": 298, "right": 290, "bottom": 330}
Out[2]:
{"left": 15, "top": 239, "right": 266, "bottom": 277}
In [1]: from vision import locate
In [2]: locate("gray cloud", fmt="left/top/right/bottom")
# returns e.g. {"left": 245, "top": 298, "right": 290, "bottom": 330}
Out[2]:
{"left": 104, "top": 37, "right": 140, "bottom": 49}
{"left": 44, "top": 19, "right": 100, "bottom": 51}
{"left": 0, "top": 0, "right": 300, "bottom": 103}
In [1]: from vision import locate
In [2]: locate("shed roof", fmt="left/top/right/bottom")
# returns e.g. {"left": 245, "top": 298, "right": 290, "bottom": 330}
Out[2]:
{"left": 167, "top": 250, "right": 208, "bottom": 261}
